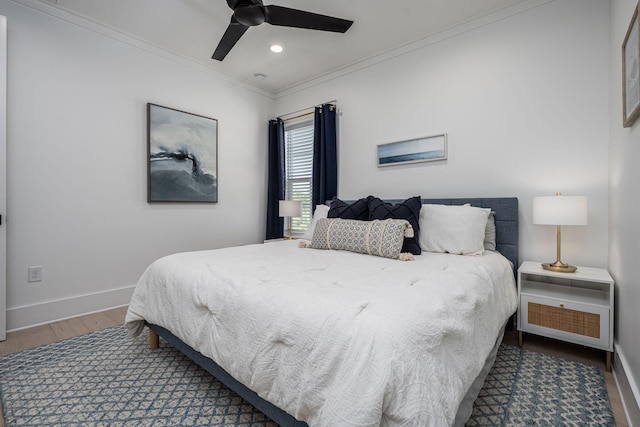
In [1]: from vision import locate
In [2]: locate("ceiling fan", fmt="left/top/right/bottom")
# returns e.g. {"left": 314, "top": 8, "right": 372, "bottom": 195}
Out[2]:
{"left": 212, "top": 0, "right": 354, "bottom": 61}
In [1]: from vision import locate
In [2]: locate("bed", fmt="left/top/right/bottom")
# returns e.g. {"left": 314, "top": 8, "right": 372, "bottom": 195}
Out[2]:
{"left": 125, "top": 197, "right": 519, "bottom": 427}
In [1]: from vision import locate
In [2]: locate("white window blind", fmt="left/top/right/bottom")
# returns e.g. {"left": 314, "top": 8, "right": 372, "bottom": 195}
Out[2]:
{"left": 284, "top": 116, "right": 314, "bottom": 235}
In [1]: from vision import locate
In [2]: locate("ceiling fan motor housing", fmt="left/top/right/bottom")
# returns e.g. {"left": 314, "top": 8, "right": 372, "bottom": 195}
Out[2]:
{"left": 234, "top": 5, "right": 265, "bottom": 26}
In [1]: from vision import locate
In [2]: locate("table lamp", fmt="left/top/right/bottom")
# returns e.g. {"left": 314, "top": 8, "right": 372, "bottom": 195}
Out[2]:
{"left": 279, "top": 200, "right": 302, "bottom": 240}
{"left": 533, "top": 193, "right": 588, "bottom": 273}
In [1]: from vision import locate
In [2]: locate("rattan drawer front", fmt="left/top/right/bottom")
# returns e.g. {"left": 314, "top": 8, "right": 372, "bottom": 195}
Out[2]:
{"left": 520, "top": 294, "right": 610, "bottom": 349}
{"left": 528, "top": 302, "right": 600, "bottom": 338}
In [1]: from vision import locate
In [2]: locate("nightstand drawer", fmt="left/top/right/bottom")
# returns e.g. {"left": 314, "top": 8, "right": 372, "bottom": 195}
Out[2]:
{"left": 520, "top": 294, "right": 610, "bottom": 349}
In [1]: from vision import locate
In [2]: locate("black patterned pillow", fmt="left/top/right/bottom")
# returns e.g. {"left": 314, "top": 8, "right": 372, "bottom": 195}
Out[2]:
{"left": 307, "top": 218, "right": 414, "bottom": 260}
{"left": 368, "top": 196, "right": 422, "bottom": 255}
{"left": 327, "top": 197, "right": 370, "bottom": 221}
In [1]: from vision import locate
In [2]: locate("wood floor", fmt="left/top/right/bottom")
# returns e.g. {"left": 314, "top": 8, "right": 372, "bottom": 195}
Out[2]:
{"left": 0, "top": 307, "right": 629, "bottom": 426}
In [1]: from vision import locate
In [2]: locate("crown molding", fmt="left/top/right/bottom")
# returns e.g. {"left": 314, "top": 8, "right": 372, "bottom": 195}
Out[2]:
{"left": 8, "top": 0, "right": 553, "bottom": 100}
{"left": 274, "top": 0, "right": 553, "bottom": 98}
{"left": 8, "top": 0, "right": 276, "bottom": 99}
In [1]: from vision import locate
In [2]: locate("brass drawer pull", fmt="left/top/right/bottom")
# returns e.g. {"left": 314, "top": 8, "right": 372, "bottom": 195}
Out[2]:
{"left": 559, "top": 303, "right": 564, "bottom": 308}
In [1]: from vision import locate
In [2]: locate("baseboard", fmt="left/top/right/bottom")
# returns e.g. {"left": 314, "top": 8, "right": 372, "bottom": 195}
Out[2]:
{"left": 614, "top": 345, "right": 640, "bottom": 426}
{"left": 6, "top": 285, "right": 135, "bottom": 332}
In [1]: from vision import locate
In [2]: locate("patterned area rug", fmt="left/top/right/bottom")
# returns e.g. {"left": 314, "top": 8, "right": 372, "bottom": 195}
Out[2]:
{"left": 468, "top": 344, "right": 614, "bottom": 426}
{"left": 0, "top": 326, "right": 614, "bottom": 426}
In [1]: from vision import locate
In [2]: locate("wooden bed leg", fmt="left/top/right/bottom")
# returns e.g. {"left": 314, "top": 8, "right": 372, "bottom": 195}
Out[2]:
{"left": 149, "top": 329, "right": 159, "bottom": 350}
{"left": 606, "top": 351, "right": 612, "bottom": 372}
{"left": 518, "top": 331, "right": 523, "bottom": 347}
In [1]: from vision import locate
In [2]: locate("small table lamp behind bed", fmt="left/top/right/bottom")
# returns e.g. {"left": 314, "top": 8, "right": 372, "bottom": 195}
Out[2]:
{"left": 279, "top": 200, "right": 302, "bottom": 240}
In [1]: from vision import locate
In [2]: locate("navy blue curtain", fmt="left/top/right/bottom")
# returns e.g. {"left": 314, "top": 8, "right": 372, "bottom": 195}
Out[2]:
{"left": 266, "top": 118, "right": 285, "bottom": 240}
{"left": 312, "top": 104, "right": 338, "bottom": 209}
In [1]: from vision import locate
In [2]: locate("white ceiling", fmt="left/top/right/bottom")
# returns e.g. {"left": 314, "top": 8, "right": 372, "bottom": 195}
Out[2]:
{"left": 37, "top": 0, "right": 529, "bottom": 94}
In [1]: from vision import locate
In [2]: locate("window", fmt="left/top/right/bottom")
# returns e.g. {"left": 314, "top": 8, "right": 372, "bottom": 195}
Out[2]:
{"left": 284, "top": 115, "right": 314, "bottom": 235}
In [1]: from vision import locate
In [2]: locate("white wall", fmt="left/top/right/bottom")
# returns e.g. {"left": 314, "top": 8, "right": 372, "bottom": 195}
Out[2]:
{"left": 609, "top": 0, "right": 640, "bottom": 423}
{"left": 1, "top": 1, "right": 274, "bottom": 329}
{"left": 275, "top": 0, "right": 610, "bottom": 269}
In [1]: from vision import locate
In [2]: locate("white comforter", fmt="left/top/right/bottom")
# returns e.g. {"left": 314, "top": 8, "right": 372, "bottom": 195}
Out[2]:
{"left": 125, "top": 240, "right": 517, "bottom": 427}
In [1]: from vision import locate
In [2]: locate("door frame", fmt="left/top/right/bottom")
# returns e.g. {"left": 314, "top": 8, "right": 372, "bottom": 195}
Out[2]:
{"left": 0, "top": 15, "right": 7, "bottom": 341}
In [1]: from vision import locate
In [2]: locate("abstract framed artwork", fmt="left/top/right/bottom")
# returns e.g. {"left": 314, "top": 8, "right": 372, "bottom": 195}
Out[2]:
{"left": 377, "top": 133, "right": 447, "bottom": 167}
{"left": 623, "top": 3, "right": 640, "bottom": 128}
{"left": 147, "top": 103, "right": 218, "bottom": 203}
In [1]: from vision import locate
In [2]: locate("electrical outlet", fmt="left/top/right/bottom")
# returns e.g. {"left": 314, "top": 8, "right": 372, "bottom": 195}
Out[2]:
{"left": 28, "top": 266, "right": 42, "bottom": 283}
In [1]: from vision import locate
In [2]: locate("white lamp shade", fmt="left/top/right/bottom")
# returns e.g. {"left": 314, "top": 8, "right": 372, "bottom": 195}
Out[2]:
{"left": 533, "top": 195, "right": 588, "bottom": 226}
{"left": 279, "top": 200, "right": 302, "bottom": 217}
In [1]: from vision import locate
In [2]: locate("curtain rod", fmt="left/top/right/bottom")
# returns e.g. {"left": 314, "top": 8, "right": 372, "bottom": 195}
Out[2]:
{"left": 278, "top": 100, "right": 337, "bottom": 121}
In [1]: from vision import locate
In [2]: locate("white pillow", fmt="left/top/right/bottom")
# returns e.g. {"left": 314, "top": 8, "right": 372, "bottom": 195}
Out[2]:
{"left": 484, "top": 212, "right": 496, "bottom": 252}
{"left": 419, "top": 204, "right": 491, "bottom": 255}
{"left": 302, "top": 204, "right": 330, "bottom": 240}
{"left": 464, "top": 203, "right": 496, "bottom": 251}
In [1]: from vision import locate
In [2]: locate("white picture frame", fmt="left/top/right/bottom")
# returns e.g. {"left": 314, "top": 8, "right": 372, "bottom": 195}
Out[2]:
{"left": 623, "top": 3, "right": 640, "bottom": 128}
{"left": 377, "top": 133, "right": 447, "bottom": 167}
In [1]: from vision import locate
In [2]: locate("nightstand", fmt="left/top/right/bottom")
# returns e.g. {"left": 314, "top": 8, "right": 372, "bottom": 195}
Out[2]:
{"left": 517, "top": 261, "right": 614, "bottom": 371}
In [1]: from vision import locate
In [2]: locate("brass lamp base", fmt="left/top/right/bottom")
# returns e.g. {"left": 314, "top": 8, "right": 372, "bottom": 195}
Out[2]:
{"left": 541, "top": 261, "right": 577, "bottom": 273}
{"left": 541, "top": 224, "right": 577, "bottom": 273}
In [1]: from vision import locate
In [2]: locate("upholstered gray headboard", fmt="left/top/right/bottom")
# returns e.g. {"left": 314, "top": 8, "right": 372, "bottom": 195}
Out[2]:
{"left": 336, "top": 197, "right": 519, "bottom": 273}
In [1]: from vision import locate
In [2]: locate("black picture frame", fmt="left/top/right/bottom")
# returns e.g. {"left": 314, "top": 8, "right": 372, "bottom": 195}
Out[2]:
{"left": 147, "top": 103, "right": 218, "bottom": 203}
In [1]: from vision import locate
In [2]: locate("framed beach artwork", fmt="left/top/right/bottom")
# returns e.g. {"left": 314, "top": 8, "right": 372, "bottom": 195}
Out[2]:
{"left": 623, "top": 3, "right": 640, "bottom": 128}
{"left": 147, "top": 103, "right": 218, "bottom": 203}
{"left": 377, "top": 133, "right": 447, "bottom": 167}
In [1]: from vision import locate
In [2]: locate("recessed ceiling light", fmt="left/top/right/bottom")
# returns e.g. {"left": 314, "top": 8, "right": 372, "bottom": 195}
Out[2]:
{"left": 270, "top": 44, "right": 283, "bottom": 53}
{"left": 253, "top": 73, "right": 267, "bottom": 81}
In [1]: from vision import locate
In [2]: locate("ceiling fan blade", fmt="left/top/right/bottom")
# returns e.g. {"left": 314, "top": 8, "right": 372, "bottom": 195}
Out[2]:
{"left": 212, "top": 18, "right": 249, "bottom": 61}
{"left": 263, "top": 5, "right": 353, "bottom": 33}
